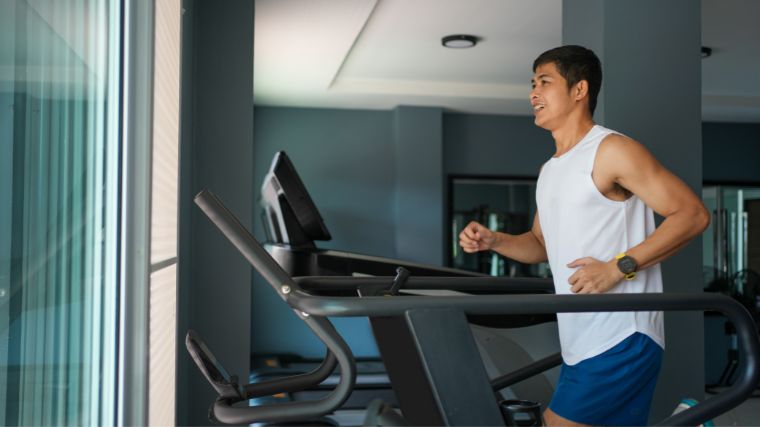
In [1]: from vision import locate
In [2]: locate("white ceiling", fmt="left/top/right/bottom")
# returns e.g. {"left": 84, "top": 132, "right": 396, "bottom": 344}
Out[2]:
{"left": 254, "top": 0, "right": 760, "bottom": 123}
{"left": 701, "top": 0, "right": 760, "bottom": 122}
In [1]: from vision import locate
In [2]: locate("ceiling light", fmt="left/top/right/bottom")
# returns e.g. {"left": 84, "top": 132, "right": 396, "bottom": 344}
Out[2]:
{"left": 701, "top": 46, "right": 712, "bottom": 58}
{"left": 442, "top": 34, "right": 478, "bottom": 49}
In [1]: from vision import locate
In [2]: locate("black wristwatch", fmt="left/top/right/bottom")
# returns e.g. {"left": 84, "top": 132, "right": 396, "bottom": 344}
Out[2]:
{"left": 615, "top": 253, "right": 638, "bottom": 281}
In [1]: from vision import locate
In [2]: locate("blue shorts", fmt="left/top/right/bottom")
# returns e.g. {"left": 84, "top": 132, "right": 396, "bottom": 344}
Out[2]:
{"left": 548, "top": 332, "right": 663, "bottom": 426}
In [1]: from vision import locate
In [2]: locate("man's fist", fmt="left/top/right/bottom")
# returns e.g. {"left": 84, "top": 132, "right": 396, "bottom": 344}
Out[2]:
{"left": 459, "top": 221, "right": 498, "bottom": 253}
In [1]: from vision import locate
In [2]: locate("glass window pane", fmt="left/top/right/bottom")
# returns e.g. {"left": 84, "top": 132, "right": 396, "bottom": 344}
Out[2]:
{"left": 450, "top": 177, "right": 550, "bottom": 277}
{"left": 703, "top": 185, "right": 760, "bottom": 297}
{"left": 0, "top": 0, "right": 121, "bottom": 425}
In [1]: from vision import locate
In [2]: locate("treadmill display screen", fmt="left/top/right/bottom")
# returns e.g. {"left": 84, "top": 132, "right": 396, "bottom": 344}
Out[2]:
{"left": 260, "top": 151, "right": 331, "bottom": 245}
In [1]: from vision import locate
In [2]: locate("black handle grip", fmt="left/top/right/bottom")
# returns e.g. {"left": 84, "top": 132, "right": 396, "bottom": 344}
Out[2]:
{"left": 388, "top": 267, "right": 411, "bottom": 295}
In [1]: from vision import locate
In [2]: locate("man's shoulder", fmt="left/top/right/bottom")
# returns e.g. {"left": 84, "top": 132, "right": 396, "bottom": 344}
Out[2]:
{"left": 598, "top": 132, "right": 644, "bottom": 159}
{"left": 600, "top": 131, "right": 636, "bottom": 146}
{"left": 595, "top": 132, "right": 657, "bottom": 177}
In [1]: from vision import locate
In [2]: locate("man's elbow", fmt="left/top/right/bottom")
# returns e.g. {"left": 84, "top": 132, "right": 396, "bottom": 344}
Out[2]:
{"left": 693, "top": 203, "right": 710, "bottom": 235}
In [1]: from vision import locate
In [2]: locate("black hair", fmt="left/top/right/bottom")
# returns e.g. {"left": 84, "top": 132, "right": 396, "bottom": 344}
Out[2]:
{"left": 532, "top": 45, "right": 602, "bottom": 115}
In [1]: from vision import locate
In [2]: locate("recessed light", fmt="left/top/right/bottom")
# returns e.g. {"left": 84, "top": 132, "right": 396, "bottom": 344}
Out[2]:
{"left": 442, "top": 34, "right": 478, "bottom": 49}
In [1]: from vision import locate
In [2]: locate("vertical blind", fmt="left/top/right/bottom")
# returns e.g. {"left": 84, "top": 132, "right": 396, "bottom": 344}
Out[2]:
{"left": 0, "top": 0, "right": 121, "bottom": 425}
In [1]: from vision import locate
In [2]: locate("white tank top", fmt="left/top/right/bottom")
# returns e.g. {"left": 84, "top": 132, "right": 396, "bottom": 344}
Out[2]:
{"left": 536, "top": 125, "right": 665, "bottom": 365}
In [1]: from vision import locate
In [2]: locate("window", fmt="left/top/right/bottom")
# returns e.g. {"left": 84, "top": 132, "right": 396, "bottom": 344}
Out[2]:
{"left": 0, "top": 1, "right": 122, "bottom": 424}
{"left": 703, "top": 184, "right": 760, "bottom": 305}
{"left": 449, "top": 177, "right": 550, "bottom": 277}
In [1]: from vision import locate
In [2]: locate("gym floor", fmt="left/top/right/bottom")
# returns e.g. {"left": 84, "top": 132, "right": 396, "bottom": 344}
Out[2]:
{"left": 712, "top": 393, "right": 760, "bottom": 426}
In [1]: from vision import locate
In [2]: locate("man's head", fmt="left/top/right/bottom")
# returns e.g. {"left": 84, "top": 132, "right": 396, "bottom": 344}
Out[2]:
{"left": 531, "top": 45, "right": 602, "bottom": 120}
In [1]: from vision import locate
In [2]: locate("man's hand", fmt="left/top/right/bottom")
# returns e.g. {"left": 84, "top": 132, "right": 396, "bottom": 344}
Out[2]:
{"left": 567, "top": 257, "right": 625, "bottom": 293}
{"left": 459, "top": 221, "right": 498, "bottom": 253}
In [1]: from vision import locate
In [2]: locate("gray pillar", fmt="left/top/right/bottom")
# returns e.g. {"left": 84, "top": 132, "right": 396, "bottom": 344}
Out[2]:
{"left": 177, "top": 0, "right": 254, "bottom": 425}
{"left": 393, "top": 106, "right": 445, "bottom": 265}
{"left": 564, "top": 1, "right": 703, "bottom": 421}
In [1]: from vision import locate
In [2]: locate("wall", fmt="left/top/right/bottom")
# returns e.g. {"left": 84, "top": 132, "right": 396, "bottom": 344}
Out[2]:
{"left": 444, "top": 113, "right": 554, "bottom": 177}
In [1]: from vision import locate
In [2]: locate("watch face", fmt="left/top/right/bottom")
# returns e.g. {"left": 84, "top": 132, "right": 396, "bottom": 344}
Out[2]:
{"left": 617, "top": 256, "right": 637, "bottom": 274}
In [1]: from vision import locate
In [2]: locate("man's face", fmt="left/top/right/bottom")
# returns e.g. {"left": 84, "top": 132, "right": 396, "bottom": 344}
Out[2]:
{"left": 530, "top": 61, "right": 576, "bottom": 130}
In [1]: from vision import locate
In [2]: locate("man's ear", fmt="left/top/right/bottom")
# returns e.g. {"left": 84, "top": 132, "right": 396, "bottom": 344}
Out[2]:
{"left": 574, "top": 80, "right": 589, "bottom": 101}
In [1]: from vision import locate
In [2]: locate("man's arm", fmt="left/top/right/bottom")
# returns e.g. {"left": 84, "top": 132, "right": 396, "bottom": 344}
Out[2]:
{"left": 459, "top": 213, "right": 548, "bottom": 264}
{"left": 609, "top": 136, "right": 710, "bottom": 269}
{"left": 567, "top": 134, "right": 710, "bottom": 293}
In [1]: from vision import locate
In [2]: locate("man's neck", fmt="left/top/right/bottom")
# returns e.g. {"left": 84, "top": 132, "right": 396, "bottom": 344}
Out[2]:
{"left": 550, "top": 116, "right": 596, "bottom": 157}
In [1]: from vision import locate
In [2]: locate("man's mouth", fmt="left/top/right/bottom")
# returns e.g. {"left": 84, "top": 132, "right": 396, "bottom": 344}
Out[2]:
{"left": 533, "top": 104, "right": 545, "bottom": 113}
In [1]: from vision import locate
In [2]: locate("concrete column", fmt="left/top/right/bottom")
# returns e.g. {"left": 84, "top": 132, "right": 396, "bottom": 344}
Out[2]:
{"left": 176, "top": 0, "right": 254, "bottom": 425}
{"left": 564, "top": 0, "right": 703, "bottom": 421}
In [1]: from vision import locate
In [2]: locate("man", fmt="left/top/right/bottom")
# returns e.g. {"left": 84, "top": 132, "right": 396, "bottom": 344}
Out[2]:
{"left": 459, "top": 45, "right": 709, "bottom": 426}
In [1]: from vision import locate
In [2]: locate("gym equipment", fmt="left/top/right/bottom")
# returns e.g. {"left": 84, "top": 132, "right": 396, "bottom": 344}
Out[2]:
{"left": 257, "top": 151, "right": 560, "bottom": 414}
{"left": 249, "top": 354, "right": 398, "bottom": 426}
{"left": 706, "top": 269, "right": 760, "bottom": 393}
{"left": 188, "top": 189, "right": 760, "bottom": 426}
{"left": 259, "top": 151, "right": 491, "bottom": 278}
{"left": 499, "top": 400, "right": 543, "bottom": 426}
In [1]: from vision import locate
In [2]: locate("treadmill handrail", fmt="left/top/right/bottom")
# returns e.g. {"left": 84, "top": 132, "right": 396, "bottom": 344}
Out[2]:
{"left": 195, "top": 189, "right": 760, "bottom": 426}
{"left": 243, "top": 349, "right": 337, "bottom": 398}
{"left": 195, "top": 190, "right": 356, "bottom": 424}
{"left": 491, "top": 352, "right": 563, "bottom": 392}
{"left": 287, "top": 287, "right": 758, "bottom": 427}
{"left": 195, "top": 190, "right": 296, "bottom": 298}
{"left": 212, "top": 315, "right": 356, "bottom": 425}
{"left": 185, "top": 332, "right": 338, "bottom": 399}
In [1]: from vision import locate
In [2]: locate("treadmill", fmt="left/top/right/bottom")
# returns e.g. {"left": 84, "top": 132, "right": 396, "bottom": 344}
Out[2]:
{"left": 188, "top": 188, "right": 760, "bottom": 426}
{"left": 256, "top": 152, "right": 559, "bottom": 415}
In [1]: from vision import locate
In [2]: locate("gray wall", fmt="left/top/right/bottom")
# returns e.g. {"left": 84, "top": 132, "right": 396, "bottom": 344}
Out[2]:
{"left": 176, "top": 0, "right": 254, "bottom": 425}
{"left": 703, "top": 122, "right": 760, "bottom": 183}
{"left": 564, "top": 0, "right": 704, "bottom": 421}
{"left": 444, "top": 113, "right": 554, "bottom": 177}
